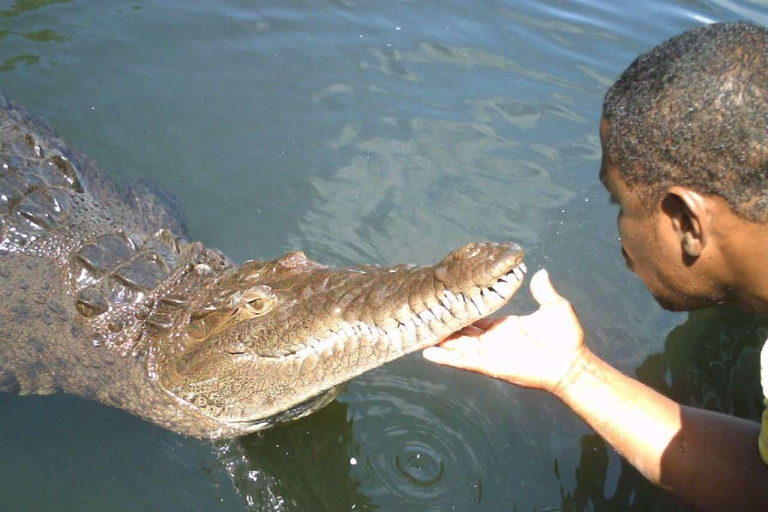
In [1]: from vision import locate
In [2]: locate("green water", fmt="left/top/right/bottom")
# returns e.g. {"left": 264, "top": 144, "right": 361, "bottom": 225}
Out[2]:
{"left": 1, "top": 0, "right": 767, "bottom": 510}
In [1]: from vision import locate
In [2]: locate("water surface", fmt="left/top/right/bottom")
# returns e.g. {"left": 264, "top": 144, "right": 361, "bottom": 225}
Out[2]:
{"left": 1, "top": 0, "right": 767, "bottom": 510}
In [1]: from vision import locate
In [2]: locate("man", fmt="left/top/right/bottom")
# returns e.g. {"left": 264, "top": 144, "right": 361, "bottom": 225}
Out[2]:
{"left": 423, "top": 21, "right": 768, "bottom": 512}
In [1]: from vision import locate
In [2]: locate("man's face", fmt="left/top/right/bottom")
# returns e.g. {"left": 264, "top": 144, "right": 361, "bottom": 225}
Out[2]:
{"left": 598, "top": 117, "right": 723, "bottom": 312}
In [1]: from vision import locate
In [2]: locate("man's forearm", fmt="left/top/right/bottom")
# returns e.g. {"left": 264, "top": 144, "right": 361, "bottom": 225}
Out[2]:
{"left": 554, "top": 350, "right": 768, "bottom": 512}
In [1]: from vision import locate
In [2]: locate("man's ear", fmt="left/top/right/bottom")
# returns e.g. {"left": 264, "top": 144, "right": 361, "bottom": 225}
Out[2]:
{"left": 662, "top": 186, "right": 710, "bottom": 259}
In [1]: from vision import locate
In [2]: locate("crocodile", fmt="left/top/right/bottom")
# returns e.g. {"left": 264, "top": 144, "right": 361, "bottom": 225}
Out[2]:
{"left": 0, "top": 94, "right": 526, "bottom": 438}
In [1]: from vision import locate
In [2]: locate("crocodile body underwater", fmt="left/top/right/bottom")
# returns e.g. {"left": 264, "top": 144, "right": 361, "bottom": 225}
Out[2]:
{"left": 0, "top": 94, "right": 525, "bottom": 438}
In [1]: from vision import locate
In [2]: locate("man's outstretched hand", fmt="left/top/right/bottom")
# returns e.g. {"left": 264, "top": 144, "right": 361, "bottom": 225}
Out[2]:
{"left": 423, "top": 269, "right": 588, "bottom": 395}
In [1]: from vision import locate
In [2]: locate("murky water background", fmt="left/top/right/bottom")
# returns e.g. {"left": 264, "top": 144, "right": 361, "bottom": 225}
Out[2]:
{"left": 1, "top": 0, "right": 767, "bottom": 510}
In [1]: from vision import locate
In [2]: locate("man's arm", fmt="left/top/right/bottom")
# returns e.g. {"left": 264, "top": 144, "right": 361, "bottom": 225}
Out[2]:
{"left": 559, "top": 348, "right": 768, "bottom": 511}
{"left": 423, "top": 270, "right": 768, "bottom": 512}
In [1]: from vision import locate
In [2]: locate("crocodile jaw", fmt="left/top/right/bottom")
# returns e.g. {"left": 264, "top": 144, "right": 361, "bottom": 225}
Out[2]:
{"left": 158, "top": 242, "right": 525, "bottom": 435}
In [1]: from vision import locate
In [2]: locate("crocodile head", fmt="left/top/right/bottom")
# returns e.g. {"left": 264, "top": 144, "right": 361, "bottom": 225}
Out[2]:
{"left": 155, "top": 242, "right": 525, "bottom": 436}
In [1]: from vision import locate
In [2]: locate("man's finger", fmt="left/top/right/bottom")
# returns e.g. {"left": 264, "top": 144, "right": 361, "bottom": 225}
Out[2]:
{"left": 530, "top": 269, "right": 567, "bottom": 306}
{"left": 423, "top": 347, "right": 459, "bottom": 365}
{"left": 423, "top": 347, "right": 479, "bottom": 370}
{"left": 437, "top": 336, "right": 477, "bottom": 352}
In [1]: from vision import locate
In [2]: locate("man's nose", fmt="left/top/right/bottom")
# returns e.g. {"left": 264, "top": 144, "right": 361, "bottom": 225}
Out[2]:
{"left": 620, "top": 247, "right": 634, "bottom": 272}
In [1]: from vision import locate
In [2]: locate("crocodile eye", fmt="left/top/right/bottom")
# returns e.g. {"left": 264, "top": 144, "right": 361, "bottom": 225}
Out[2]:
{"left": 240, "top": 286, "right": 276, "bottom": 316}
{"left": 246, "top": 297, "right": 267, "bottom": 312}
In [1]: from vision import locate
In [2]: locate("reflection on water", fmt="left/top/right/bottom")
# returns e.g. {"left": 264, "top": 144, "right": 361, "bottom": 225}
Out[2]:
{"left": 289, "top": 110, "right": 576, "bottom": 266}
{"left": 640, "top": 307, "right": 765, "bottom": 422}
{"left": 0, "top": 28, "right": 67, "bottom": 42}
{"left": 0, "top": 0, "right": 767, "bottom": 511}
{"left": 0, "top": 1, "right": 70, "bottom": 74}
{"left": 0, "top": 54, "right": 38, "bottom": 71}
{"left": 216, "top": 400, "right": 373, "bottom": 512}
{"left": 556, "top": 433, "right": 675, "bottom": 512}
{"left": 0, "top": 0, "right": 73, "bottom": 19}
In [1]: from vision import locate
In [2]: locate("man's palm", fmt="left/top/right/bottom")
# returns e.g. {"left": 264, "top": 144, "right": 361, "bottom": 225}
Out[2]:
{"left": 423, "top": 269, "right": 586, "bottom": 393}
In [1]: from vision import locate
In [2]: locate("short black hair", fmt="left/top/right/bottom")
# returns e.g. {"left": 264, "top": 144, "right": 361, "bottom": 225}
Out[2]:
{"left": 603, "top": 22, "right": 768, "bottom": 222}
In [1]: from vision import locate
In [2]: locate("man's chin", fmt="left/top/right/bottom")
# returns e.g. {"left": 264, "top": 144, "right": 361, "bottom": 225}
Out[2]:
{"left": 652, "top": 292, "right": 720, "bottom": 313}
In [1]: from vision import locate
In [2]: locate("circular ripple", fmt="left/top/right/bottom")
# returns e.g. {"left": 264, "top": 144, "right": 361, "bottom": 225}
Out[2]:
{"left": 342, "top": 368, "right": 506, "bottom": 511}
{"left": 396, "top": 442, "right": 444, "bottom": 487}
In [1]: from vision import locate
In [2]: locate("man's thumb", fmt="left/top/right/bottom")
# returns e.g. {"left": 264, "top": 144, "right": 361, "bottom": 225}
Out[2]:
{"left": 530, "top": 269, "right": 566, "bottom": 306}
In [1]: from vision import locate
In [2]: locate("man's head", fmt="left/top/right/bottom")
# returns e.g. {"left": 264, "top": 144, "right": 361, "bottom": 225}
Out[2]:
{"left": 599, "top": 22, "right": 768, "bottom": 311}
{"left": 602, "top": 21, "right": 768, "bottom": 222}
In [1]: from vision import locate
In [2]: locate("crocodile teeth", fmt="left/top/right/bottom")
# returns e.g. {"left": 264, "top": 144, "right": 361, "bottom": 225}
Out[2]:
{"left": 491, "top": 279, "right": 513, "bottom": 297}
{"left": 403, "top": 320, "right": 416, "bottom": 339}
{"left": 431, "top": 304, "right": 450, "bottom": 320}
{"left": 471, "top": 294, "right": 487, "bottom": 316}
{"left": 298, "top": 259, "right": 526, "bottom": 362}
{"left": 387, "top": 329, "right": 403, "bottom": 352}
{"left": 419, "top": 310, "right": 436, "bottom": 323}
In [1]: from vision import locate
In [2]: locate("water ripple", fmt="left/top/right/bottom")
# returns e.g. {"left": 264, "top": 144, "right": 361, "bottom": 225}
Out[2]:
{"left": 343, "top": 371, "right": 504, "bottom": 511}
